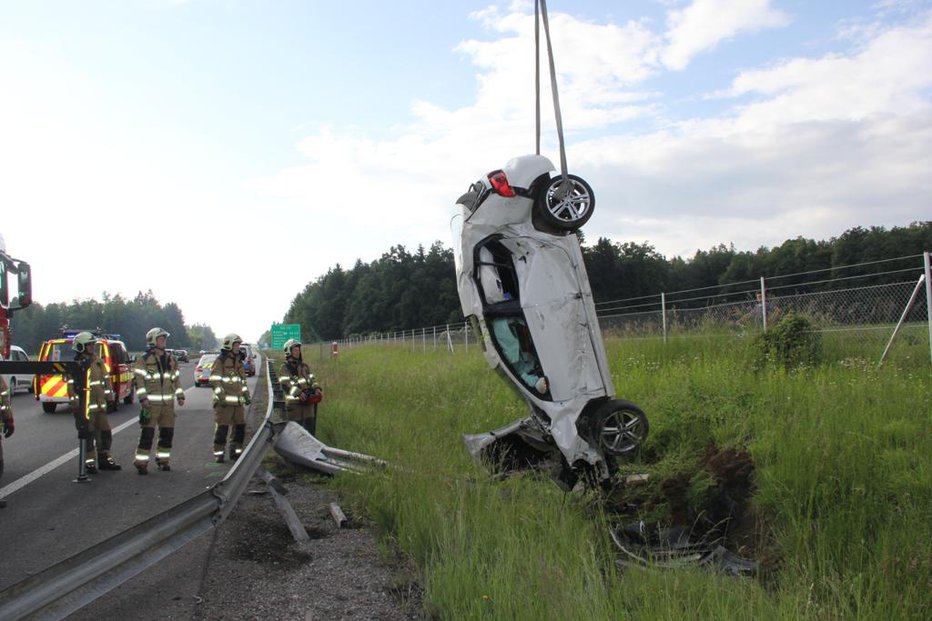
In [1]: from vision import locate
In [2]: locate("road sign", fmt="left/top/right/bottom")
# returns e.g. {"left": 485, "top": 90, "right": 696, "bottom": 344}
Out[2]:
{"left": 270, "top": 324, "right": 301, "bottom": 350}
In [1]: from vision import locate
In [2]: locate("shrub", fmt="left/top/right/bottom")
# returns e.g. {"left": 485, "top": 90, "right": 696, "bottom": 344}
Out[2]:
{"left": 754, "top": 313, "right": 821, "bottom": 369}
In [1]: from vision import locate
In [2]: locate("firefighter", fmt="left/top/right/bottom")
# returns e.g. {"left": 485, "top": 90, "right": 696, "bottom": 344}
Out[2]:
{"left": 133, "top": 327, "right": 185, "bottom": 475}
{"left": 279, "top": 339, "right": 322, "bottom": 434}
{"left": 68, "top": 331, "right": 119, "bottom": 473}
{"left": 210, "top": 333, "right": 251, "bottom": 463}
{"left": 0, "top": 375, "right": 14, "bottom": 508}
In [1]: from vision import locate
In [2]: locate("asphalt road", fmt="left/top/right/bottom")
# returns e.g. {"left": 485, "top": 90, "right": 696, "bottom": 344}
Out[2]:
{"left": 0, "top": 359, "right": 262, "bottom": 592}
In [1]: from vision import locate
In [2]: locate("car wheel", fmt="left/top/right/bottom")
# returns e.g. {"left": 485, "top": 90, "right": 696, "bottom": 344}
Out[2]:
{"left": 124, "top": 391, "right": 134, "bottom": 405}
{"left": 42, "top": 402, "right": 57, "bottom": 413}
{"left": 589, "top": 399, "right": 648, "bottom": 456}
{"left": 535, "top": 174, "right": 595, "bottom": 231}
{"left": 107, "top": 400, "right": 117, "bottom": 413}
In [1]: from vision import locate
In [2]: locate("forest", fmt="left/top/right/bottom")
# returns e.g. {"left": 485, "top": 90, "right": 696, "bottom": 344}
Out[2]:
{"left": 9, "top": 290, "right": 218, "bottom": 353}
{"left": 283, "top": 222, "right": 932, "bottom": 341}
{"left": 9, "top": 222, "right": 929, "bottom": 351}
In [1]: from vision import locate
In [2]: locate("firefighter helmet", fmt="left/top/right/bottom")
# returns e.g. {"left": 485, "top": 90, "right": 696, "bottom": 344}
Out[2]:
{"left": 73, "top": 331, "right": 96, "bottom": 353}
{"left": 283, "top": 338, "right": 301, "bottom": 354}
{"left": 222, "top": 333, "right": 242, "bottom": 350}
{"left": 146, "top": 327, "right": 170, "bottom": 347}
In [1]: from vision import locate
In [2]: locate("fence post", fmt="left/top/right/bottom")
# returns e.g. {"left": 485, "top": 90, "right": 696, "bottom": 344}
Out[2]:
{"left": 464, "top": 321, "right": 469, "bottom": 352}
{"left": 661, "top": 292, "right": 667, "bottom": 343}
{"left": 433, "top": 326, "right": 437, "bottom": 350}
{"left": 760, "top": 276, "right": 768, "bottom": 332}
{"left": 925, "top": 251, "right": 932, "bottom": 365}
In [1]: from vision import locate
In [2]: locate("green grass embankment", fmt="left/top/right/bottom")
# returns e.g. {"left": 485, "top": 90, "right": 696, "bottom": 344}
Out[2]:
{"left": 302, "top": 335, "right": 930, "bottom": 620}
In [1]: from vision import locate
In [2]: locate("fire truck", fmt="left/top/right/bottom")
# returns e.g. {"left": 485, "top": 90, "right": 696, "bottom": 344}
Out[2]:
{"left": 0, "top": 233, "right": 32, "bottom": 359}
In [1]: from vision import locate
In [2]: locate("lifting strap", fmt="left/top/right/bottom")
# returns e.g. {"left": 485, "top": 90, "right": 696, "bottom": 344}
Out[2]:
{"left": 535, "top": 0, "right": 570, "bottom": 188}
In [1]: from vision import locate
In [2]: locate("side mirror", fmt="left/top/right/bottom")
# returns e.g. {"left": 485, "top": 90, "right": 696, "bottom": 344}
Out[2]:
{"left": 15, "top": 262, "right": 32, "bottom": 308}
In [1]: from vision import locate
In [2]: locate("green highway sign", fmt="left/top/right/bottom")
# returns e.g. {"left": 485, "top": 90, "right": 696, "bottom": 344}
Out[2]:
{"left": 270, "top": 323, "right": 301, "bottom": 350}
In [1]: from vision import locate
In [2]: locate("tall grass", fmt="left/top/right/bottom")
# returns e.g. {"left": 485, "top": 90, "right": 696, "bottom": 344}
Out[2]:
{"left": 304, "top": 335, "right": 930, "bottom": 620}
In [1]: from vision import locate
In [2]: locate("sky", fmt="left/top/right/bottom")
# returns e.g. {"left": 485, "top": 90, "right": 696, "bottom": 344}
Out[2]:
{"left": 2, "top": 0, "right": 931, "bottom": 343}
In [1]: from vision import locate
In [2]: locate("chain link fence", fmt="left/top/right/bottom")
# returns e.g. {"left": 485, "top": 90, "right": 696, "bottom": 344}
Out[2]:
{"left": 331, "top": 253, "right": 932, "bottom": 364}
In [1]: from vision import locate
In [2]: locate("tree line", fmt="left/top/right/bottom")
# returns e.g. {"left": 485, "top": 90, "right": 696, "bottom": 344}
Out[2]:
{"left": 10, "top": 290, "right": 218, "bottom": 354}
{"left": 283, "top": 222, "right": 931, "bottom": 341}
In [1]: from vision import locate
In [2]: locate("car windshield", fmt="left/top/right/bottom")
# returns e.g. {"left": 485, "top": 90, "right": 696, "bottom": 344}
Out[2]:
{"left": 45, "top": 341, "right": 79, "bottom": 361}
{"left": 197, "top": 354, "right": 217, "bottom": 367}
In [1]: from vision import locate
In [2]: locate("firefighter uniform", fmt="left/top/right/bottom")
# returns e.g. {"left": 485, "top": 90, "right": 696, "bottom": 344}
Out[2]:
{"left": 0, "top": 376, "right": 14, "bottom": 507}
{"left": 279, "top": 340, "right": 322, "bottom": 434}
{"left": 133, "top": 332, "right": 184, "bottom": 474}
{"left": 66, "top": 333, "right": 117, "bottom": 473}
{"left": 211, "top": 335, "right": 251, "bottom": 462}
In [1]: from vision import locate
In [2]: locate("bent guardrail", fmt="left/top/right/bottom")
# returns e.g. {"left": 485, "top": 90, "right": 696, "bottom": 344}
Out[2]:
{"left": 0, "top": 357, "right": 282, "bottom": 621}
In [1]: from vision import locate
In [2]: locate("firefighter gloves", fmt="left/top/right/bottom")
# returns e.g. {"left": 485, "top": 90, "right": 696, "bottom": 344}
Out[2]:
{"left": 3, "top": 420, "right": 13, "bottom": 438}
{"left": 139, "top": 409, "right": 151, "bottom": 425}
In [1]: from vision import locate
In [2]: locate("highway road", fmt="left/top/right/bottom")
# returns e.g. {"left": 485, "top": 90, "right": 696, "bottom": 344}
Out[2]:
{"left": 0, "top": 359, "right": 262, "bottom": 592}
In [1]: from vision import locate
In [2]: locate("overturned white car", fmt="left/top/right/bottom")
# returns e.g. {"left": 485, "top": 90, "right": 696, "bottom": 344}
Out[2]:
{"left": 451, "top": 154, "right": 648, "bottom": 489}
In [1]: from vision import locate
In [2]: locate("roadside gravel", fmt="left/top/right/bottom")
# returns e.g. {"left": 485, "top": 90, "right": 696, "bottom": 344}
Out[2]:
{"left": 191, "top": 465, "right": 422, "bottom": 621}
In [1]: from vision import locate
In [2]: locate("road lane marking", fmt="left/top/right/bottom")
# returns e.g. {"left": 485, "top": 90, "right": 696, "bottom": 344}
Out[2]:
{"left": 0, "top": 386, "right": 198, "bottom": 500}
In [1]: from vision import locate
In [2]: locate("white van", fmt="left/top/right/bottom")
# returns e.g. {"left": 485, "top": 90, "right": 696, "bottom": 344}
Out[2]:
{"left": 2, "top": 345, "right": 33, "bottom": 395}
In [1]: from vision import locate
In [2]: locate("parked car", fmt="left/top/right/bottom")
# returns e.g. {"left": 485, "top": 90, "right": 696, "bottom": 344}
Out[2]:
{"left": 243, "top": 353, "right": 255, "bottom": 377}
{"left": 33, "top": 331, "right": 134, "bottom": 413}
{"left": 194, "top": 353, "right": 218, "bottom": 387}
{"left": 452, "top": 154, "right": 648, "bottom": 489}
{"left": 175, "top": 349, "right": 189, "bottom": 363}
{"left": 1, "top": 344, "right": 33, "bottom": 395}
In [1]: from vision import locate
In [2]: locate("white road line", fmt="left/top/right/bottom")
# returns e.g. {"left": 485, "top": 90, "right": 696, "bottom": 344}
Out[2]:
{"left": 0, "top": 386, "right": 193, "bottom": 500}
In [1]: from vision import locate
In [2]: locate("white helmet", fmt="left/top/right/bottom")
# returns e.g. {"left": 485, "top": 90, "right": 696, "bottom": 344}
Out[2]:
{"left": 146, "top": 327, "right": 170, "bottom": 347}
{"left": 73, "top": 331, "right": 97, "bottom": 353}
{"left": 222, "top": 333, "right": 242, "bottom": 350}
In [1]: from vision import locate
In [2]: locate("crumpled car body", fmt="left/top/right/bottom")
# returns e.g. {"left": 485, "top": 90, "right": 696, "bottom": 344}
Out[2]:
{"left": 451, "top": 154, "right": 648, "bottom": 489}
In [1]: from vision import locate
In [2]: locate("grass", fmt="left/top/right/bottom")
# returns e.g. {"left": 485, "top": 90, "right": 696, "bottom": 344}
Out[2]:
{"left": 298, "top": 332, "right": 931, "bottom": 620}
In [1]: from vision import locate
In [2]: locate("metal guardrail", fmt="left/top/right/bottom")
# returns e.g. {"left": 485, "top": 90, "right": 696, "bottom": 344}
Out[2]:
{"left": 0, "top": 357, "right": 284, "bottom": 621}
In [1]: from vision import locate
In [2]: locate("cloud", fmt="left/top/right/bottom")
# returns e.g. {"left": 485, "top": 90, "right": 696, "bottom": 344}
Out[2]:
{"left": 661, "top": 0, "right": 789, "bottom": 70}
{"left": 255, "top": 3, "right": 932, "bottom": 264}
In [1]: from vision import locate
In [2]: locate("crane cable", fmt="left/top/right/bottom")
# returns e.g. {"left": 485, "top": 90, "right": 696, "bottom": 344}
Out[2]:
{"left": 535, "top": 0, "right": 570, "bottom": 193}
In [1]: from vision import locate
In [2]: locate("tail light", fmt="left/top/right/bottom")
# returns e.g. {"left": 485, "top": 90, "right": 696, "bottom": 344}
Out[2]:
{"left": 196, "top": 366, "right": 203, "bottom": 373}
{"left": 488, "top": 170, "right": 516, "bottom": 197}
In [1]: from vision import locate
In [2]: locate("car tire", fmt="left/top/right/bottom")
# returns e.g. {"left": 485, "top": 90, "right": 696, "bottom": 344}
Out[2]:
{"left": 107, "top": 400, "right": 117, "bottom": 413}
{"left": 589, "top": 399, "right": 648, "bottom": 456}
{"left": 124, "top": 392, "right": 134, "bottom": 405}
{"left": 42, "top": 402, "right": 57, "bottom": 413}
{"left": 534, "top": 174, "right": 595, "bottom": 231}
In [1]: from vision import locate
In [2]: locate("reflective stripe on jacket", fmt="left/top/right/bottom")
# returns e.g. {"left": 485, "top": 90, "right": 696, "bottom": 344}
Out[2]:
{"left": 134, "top": 348, "right": 183, "bottom": 403}
{"left": 279, "top": 359, "right": 319, "bottom": 405}
{"left": 66, "top": 353, "right": 111, "bottom": 419}
{"left": 209, "top": 352, "right": 249, "bottom": 406}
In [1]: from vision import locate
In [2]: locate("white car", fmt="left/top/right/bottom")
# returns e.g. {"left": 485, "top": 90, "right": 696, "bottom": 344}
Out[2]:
{"left": 2, "top": 345, "right": 33, "bottom": 395}
{"left": 452, "top": 154, "right": 648, "bottom": 489}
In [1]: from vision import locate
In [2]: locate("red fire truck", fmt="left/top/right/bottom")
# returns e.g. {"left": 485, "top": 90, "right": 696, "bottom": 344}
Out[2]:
{"left": 0, "top": 233, "right": 32, "bottom": 359}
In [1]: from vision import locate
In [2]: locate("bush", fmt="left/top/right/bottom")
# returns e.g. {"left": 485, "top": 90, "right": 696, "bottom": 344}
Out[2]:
{"left": 754, "top": 313, "right": 821, "bottom": 369}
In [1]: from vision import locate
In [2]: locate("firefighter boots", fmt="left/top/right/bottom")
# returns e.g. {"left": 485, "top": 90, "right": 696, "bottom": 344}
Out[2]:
{"left": 157, "top": 462, "right": 171, "bottom": 472}
{"left": 98, "top": 456, "right": 122, "bottom": 471}
{"left": 135, "top": 462, "right": 148, "bottom": 475}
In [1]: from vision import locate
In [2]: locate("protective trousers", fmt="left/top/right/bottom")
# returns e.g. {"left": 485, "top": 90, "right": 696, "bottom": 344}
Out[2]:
{"left": 287, "top": 403, "right": 317, "bottom": 435}
{"left": 213, "top": 405, "right": 245, "bottom": 460}
{"left": 135, "top": 403, "right": 176, "bottom": 466}
{"left": 86, "top": 410, "right": 113, "bottom": 467}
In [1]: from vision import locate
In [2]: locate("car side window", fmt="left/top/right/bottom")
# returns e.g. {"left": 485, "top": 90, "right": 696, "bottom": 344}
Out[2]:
{"left": 476, "top": 240, "right": 519, "bottom": 306}
{"left": 489, "top": 317, "right": 545, "bottom": 394}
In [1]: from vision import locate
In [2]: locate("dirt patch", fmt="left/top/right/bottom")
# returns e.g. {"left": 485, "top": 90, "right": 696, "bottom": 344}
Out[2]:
{"left": 607, "top": 442, "right": 777, "bottom": 575}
